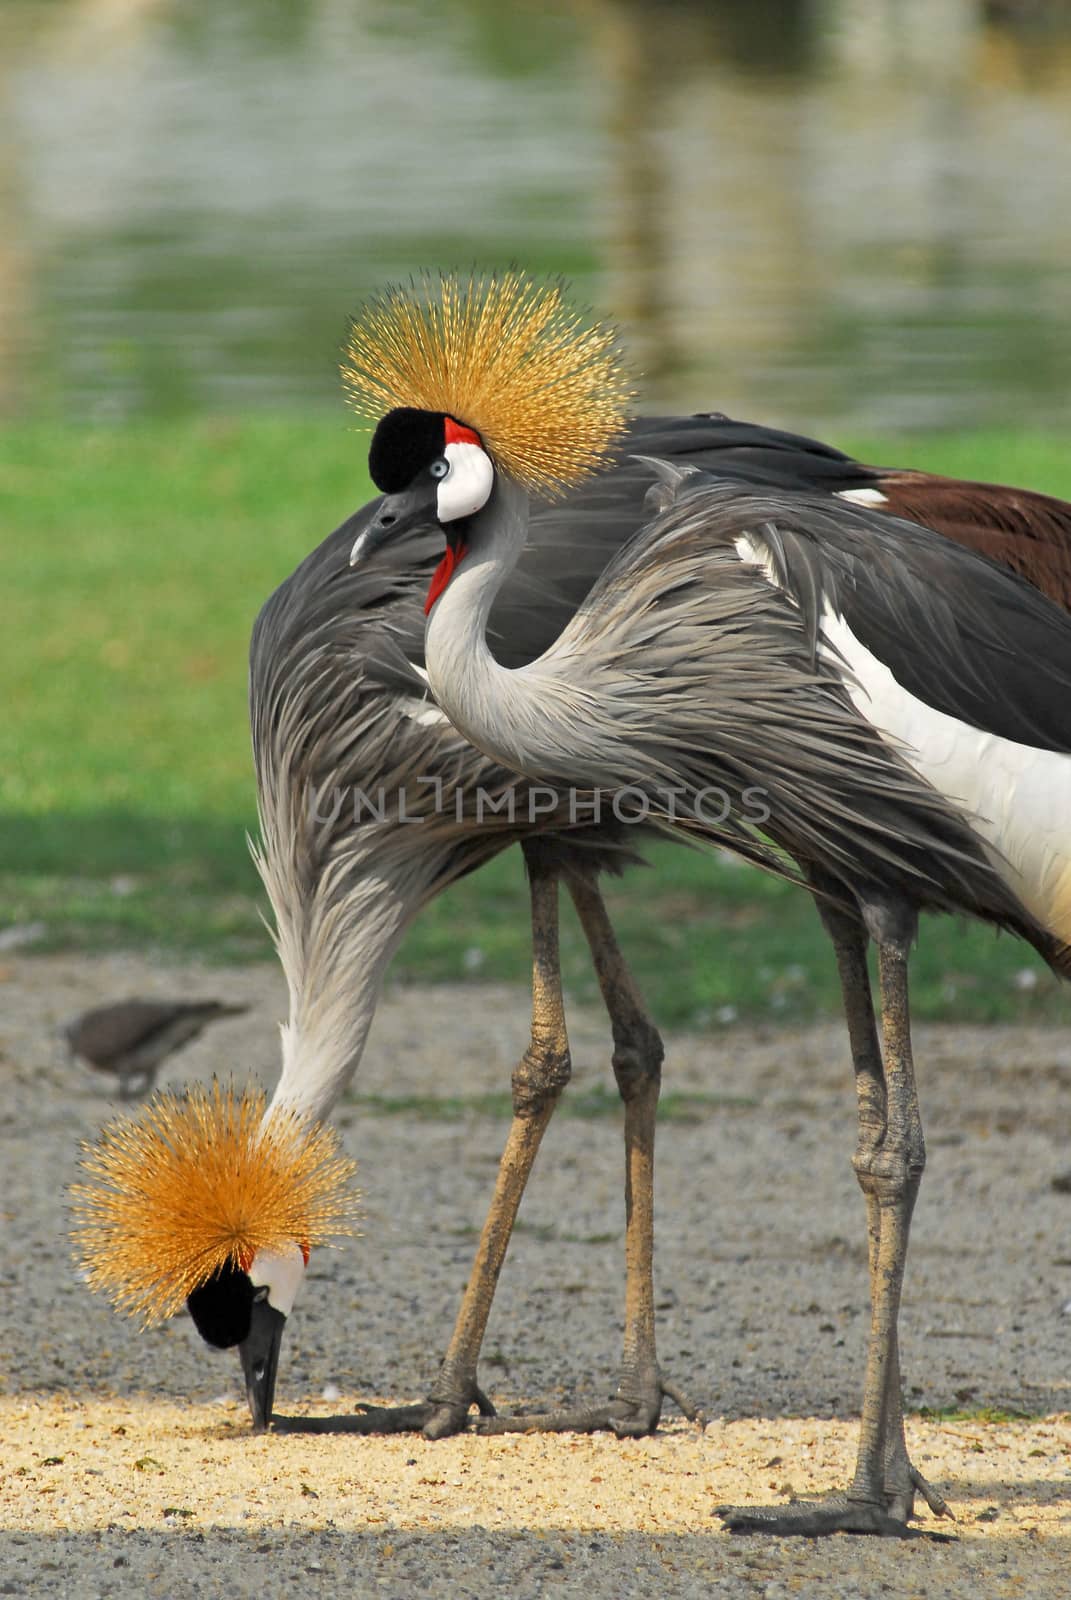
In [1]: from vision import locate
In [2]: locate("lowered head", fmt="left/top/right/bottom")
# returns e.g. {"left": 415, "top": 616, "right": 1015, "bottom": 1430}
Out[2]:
{"left": 71, "top": 1083, "right": 359, "bottom": 1433}
{"left": 186, "top": 1241, "right": 307, "bottom": 1432}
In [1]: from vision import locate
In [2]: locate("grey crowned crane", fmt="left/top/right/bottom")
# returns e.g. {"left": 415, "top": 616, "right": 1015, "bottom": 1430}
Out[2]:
{"left": 344, "top": 271, "right": 1071, "bottom": 1537}
{"left": 73, "top": 327, "right": 1071, "bottom": 1464}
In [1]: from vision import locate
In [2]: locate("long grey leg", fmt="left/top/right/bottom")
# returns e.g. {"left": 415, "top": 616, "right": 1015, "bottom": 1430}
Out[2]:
{"left": 479, "top": 868, "right": 700, "bottom": 1436}
{"left": 421, "top": 842, "right": 573, "bottom": 1436}
{"left": 570, "top": 869, "right": 701, "bottom": 1431}
{"left": 836, "top": 904, "right": 950, "bottom": 1518}
{"left": 846, "top": 937, "right": 930, "bottom": 1506}
{"left": 718, "top": 899, "right": 951, "bottom": 1537}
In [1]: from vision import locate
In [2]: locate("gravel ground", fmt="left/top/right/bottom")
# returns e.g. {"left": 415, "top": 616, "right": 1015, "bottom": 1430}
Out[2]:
{"left": 1, "top": 952, "right": 1069, "bottom": 1596}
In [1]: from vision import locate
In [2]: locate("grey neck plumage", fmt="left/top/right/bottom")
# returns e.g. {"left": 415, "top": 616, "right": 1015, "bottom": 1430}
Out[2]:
{"left": 423, "top": 473, "right": 545, "bottom": 774}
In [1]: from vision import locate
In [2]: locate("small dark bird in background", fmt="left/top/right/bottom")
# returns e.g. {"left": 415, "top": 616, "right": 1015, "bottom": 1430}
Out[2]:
{"left": 65, "top": 999, "right": 249, "bottom": 1100}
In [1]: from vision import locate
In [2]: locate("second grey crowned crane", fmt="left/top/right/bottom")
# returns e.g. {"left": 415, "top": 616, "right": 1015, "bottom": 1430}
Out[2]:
{"left": 346, "top": 271, "right": 1071, "bottom": 1538}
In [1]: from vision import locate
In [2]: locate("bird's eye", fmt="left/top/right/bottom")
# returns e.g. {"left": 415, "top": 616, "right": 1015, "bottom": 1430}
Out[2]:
{"left": 429, "top": 458, "right": 449, "bottom": 480}
{"left": 253, "top": 1286, "right": 269, "bottom": 1303}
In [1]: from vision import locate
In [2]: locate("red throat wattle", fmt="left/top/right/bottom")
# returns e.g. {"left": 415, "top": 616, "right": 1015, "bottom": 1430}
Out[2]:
{"left": 425, "top": 543, "right": 467, "bottom": 614}
{"left": 425, "top": 417, "right": 479, "bottom": 614}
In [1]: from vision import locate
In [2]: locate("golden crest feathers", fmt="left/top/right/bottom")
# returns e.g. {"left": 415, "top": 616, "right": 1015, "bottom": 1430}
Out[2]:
{"left": 341, "top": 269, "right": 633, "bottom": 496}
{"left": 70, "top": 1083, "right": 360, "bottom": 1326}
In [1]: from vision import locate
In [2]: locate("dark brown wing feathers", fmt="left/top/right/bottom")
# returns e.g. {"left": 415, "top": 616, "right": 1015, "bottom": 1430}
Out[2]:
{"left": 873, "top": 470, "right": 1071, "bottom": 610}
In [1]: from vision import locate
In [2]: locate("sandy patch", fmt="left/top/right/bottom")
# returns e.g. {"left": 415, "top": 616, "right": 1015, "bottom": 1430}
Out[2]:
{"left": 1, "top": 953, "right": 1069, "bottom": 1595}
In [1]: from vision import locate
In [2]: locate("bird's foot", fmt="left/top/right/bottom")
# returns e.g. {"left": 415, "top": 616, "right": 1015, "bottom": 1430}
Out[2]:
{"left": 474, "top": 1375, "right": 703, "bottom": 1437}
{"left": 271, "top": 1385, "right": 495, "bottom": 1439}
{"left": 717, "top": 1482, "right": 955, "bottom": 1542}
{"left": 422, "top": 1384, "right": 496, "bottom": 1440}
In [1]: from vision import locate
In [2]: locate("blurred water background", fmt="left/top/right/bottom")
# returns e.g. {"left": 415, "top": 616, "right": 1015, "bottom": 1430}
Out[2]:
{"left": 4, "top": 0, "right": 1071, "bottom": 434}
{"left": 6, "top": 0, "right": 1071, "bottom": 1015}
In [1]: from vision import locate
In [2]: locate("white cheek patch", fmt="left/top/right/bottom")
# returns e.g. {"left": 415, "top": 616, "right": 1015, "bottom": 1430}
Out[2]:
{"left": 437, "top": 440, "right": 494, "bottom": 522}
{"left": 249, "top": 1242, "right": 307, "bottom": 1318}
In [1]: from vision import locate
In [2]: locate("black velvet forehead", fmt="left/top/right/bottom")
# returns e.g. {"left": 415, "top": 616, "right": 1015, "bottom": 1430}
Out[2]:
{"left": 368, "top": 407, "right": 447, "bottom": 493}
{"left": 186, "top": 1261, "right": 254, "bottom": 1349}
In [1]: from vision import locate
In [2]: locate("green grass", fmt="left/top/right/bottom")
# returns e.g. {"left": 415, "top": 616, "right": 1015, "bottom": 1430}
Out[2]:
{"left": 914, "top": 1406, "right": 1039, "bottom": 1425}
{"left": 343, "top": 1084, "right": 759, "bottom": 1121}
{"left": 4, "top": 418, "right": 1071, "bottom": 1028}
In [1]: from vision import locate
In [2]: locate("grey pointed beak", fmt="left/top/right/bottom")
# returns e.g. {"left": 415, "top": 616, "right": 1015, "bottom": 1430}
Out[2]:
{"left": 239, "top": 1299, "right": 287, "bottom": 1434}
{"left": 349, "top": 485, "right": 438, "bottom": 566}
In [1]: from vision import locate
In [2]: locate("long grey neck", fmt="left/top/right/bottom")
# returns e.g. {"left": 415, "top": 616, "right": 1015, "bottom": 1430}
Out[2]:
{"left": 267, "top": 868, "right": 411, "bottom": 1125}
{"left": 424, "top": 473, "right": 552, "bottom": 774}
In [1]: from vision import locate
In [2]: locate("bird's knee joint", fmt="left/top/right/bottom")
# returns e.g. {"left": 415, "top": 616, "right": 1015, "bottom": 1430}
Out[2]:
{"left": 512, "top": 1044, "right": 572, "bottom": 1117}
{"left": 611, "top": 1023, "right": 664, "bottom": 1102}
{"left": 851, "top": 1139, "right": 926, "bottom": 1199}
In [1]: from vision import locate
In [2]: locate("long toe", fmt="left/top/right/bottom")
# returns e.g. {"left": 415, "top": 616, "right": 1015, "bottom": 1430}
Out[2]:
{"left": 475, "top": 1403, "right": 631, "bottom": 1436}
{"left": 475, "top": 1374, "right": 701, "bottom": 1438}
{"left": 272, "top": 1402, "right": 443, "bottom": 1436}
{"left": 716, "top": 1497, "right": 951, "bottom": 1540}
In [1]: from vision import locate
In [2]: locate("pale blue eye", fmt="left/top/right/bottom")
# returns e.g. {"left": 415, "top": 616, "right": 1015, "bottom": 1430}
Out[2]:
{"left": 430, "top": 458, "right": 449, "bottom": 479}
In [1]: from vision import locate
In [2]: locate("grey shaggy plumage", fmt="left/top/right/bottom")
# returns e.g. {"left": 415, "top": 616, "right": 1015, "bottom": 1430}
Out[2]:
{"left": 563, "top": 475, "right": 1071, "bottom": 971}
{"left": 250, "top": 414, "right": 1071, "bottom": 1106}
{"left": 248, "top": 416, "right": 858, "bottom": 1083}
{"left": 248, "top": 421, "right": 706, "bottom": 1109}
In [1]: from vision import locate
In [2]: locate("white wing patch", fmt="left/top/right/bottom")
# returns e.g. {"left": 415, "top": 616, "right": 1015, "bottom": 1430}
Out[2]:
{"left": 836, "top": 487, "right": 888, "bottom": 506}
{"left": 733, "top": 532, "right": 780, "bottom": 586}
{"left": 397, "top": 694, "right": 449, "bottom": 728}
{"left": 731, "top": 529, "right": 1071, "bottom": 943}
{"left": 820, "top": 607, "right": 1071, "bottom": 945}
